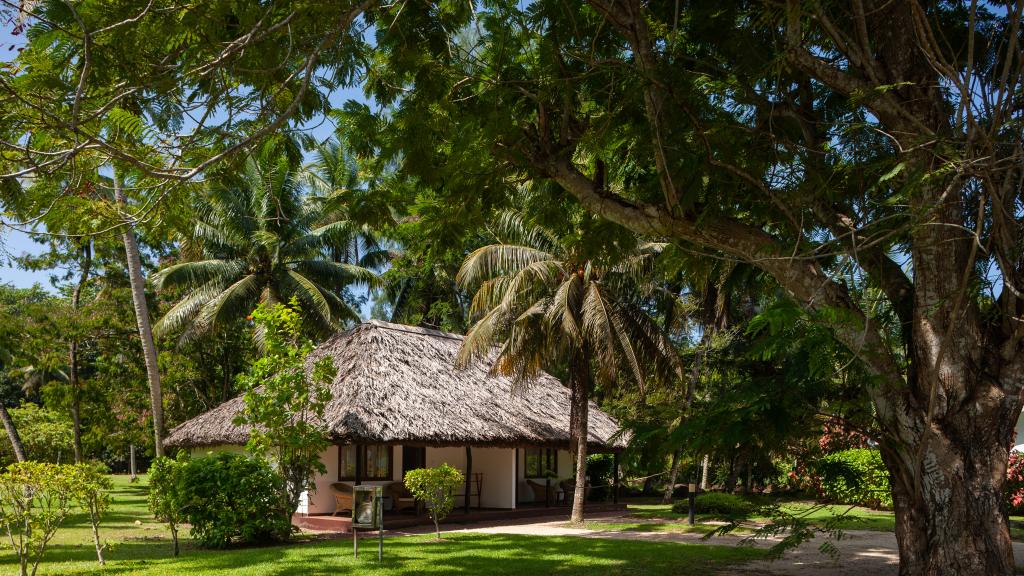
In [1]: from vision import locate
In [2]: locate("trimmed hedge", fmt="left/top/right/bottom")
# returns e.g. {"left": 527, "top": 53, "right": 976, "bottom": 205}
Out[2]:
{"left": 672, "top": 492, "right": 756, "bottom": 517}
{"left": 815, "top": 448, "right": 892, "bottom": 510}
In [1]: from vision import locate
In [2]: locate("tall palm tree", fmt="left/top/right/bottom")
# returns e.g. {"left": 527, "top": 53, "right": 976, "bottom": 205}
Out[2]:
{"left": 153, "top": 145, "right": 378, "bottom": 342}
{"left": 456, "top": 211, "right": 681, "bottom": 523}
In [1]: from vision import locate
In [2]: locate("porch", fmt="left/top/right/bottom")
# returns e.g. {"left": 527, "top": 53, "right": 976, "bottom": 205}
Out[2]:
{"left": 293, "top": 501, "right": 628, "bottom": 533}
{"left": 297, "top": 443, "right": 622, "bottom": 517}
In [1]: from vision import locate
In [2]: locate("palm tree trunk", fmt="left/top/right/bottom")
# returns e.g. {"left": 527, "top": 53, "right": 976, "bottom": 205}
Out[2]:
{"left": 569, "top": 353, "right": 592, "bottom": 523}
{"left": 112, "top": 171, "right": 165, "bottom": 458}
{"left": 700, "top": 454, "right": 710, "bottom": 490}
{"left": 69, "top": 238, "right": 92, "bottom": 463}
{"left": 0, "top": 404, "right": 26, "bottom": 462}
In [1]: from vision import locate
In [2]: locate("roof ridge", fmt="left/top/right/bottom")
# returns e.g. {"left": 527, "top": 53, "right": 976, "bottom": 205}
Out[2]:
{"left": 363, "top": 319, "right": 465, "bottom": 341}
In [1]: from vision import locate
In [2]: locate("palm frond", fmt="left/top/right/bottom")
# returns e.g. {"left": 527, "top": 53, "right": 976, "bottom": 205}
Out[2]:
{"left": 456, "top": 244, "right": 556, "bottom": 288}
{"left": 151, "top": 259, "right": 244, "bottom": 290}
{"left": 153, "top": 280, "right": 229, "bottom": 338}
{"left": 490, "top": 210, "right": 561, "bottom": 253}
{"left": 194, "top": 274, "right": 262, "bottom": 334}
{"left": 547, "top": 274, "right": 584, "bottom": 345}
{"left": 457, "top": 303, "right": 515, "bottom": 368}
{"left": 284, "top": 270, "right": 334, "bottom": 324}
{"left": 581, "top": 282, "right": 618, "bottom": 384}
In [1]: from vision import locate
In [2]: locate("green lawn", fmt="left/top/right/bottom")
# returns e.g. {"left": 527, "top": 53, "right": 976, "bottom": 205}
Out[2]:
{"left": 572, "top": 520, "right": 744, "bottom": 536}
{"left": 623, "top": 498, "right": 897, "bottom": 533}
{"left": 624, "top": 498, "right": 1024, "bottom": 544}
{"left": 1, "top": 476, "right": 766, "bottom": 576}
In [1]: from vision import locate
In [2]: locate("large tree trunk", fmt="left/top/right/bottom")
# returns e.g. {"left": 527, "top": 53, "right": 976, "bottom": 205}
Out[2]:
{"left": 0, "top": 404, "right": 26, "bottom": 462}
{"left": 69, "top": 238, "right": 92, "bottom": 464}
{"left": 112, "top": 171, "right": 165, "bottom": 458}
{"left": 875, "top": 368, "right": 1021, "bottom": 576}
{"left": 568, "top": 353, "right": 592, "bottom": 523}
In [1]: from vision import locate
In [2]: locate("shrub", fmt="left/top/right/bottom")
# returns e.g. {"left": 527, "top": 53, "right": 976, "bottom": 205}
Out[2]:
{"left": 235, "top": 300, "right": 335, "bottom": 513}
{"left": 68, "top": 463, "right": 112, "bottom": 565}
{"left": 404, "top": 463, "right": 464, "bottom": 539}
{"left": 586, "top": 453, "right": 614, "bottom": 501}
{"left": 0, "top": 462, "right": 77, "bottom": 576}
{"left": 152, "top": 451, "right": 292, "bottom": 548}
{"left": 672, "top": 492, "right": 757, "bottom": 517}
{"left": 815, "top": 448, "right": 892, "bottom": 509}
{"left": 149, "top": 455, "right": 187, "bottom": 556}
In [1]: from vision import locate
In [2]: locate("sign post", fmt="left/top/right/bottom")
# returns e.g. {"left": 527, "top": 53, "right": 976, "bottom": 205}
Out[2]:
{"left": 688, "top": 481, "right": 697, "bottom": 526}
{"left": 352, "top": 485, "right": 384, "bottom": 561}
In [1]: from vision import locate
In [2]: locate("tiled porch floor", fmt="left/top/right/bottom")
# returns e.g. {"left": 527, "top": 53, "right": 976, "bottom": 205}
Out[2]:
{"left": 293, "top": 502, "right": 626, "bottom": 533}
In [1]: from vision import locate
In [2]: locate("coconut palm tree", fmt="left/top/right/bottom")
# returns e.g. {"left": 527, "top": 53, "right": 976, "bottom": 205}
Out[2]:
{"left": 456, "top": 211, "right": 681, "bottom": 523}
{"left": 153, "top": 145, "right": 378, "bottom": 342}
{"left": 302, "top": 138, "right": 392, "bottom": 271}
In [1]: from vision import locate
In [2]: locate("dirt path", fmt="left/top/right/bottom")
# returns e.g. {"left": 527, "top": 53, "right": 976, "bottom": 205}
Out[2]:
{"left": 394, "top": 511, "right": 1024, "bottom": 576}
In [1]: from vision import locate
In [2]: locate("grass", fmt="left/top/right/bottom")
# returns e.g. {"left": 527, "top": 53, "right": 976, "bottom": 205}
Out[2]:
{"left": 623, "top": 497, "right": 897, "bottom": 533}
{"left": 572, "top": 520, "right": 742, "bottom": 536}
{"left": 0, "top": 476, "right": 766, "bottom": 576}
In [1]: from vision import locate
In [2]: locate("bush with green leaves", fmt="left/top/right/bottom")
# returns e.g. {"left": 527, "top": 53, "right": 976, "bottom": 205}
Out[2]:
{"left": 68, "top": 463, "right": 112, "bottom": 565}
{"left": 152, "top": 451, "right": 292, "bottom": 548}
{"left": 404, "top": 463, "right": 464, "bottom": 539}
{"left": 148, "top": 455, "right": 187, "bottom": 556}
{"left": 586, "top": 453, "right": 614, "bottom": 501}
{"left": 672, "top": 492, "right": 757, "bottom": 518}
{"left": 234, "top": 299, "right": 335, "bottom": 514}
{"left": 815, "top": 448, "right": 892, "bottom": 510}
{"left": 0, "top": 404, "right": 73, "bottom": 465}
{"left": 0, "top": 462, "right": 77, "bottom": 576}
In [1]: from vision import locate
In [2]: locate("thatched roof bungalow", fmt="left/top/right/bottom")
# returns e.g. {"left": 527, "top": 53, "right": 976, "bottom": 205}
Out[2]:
{"left": 166, "top": 320, "right": 626, "bottom": 515}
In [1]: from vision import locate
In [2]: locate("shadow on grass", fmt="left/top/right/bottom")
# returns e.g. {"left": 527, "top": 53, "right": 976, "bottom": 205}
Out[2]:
{"left": 16, "top": 532, "right": 766, "bottom": 575}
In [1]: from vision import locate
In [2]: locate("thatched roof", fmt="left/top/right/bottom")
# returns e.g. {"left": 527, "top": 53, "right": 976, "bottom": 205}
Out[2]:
{"left": 165, "top": 320, "right": 626, "bottom": 452}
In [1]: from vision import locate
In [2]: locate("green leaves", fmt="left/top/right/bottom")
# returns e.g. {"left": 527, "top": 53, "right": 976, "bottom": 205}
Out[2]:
{"left": 150, "top": 452, "right": 291, "bottom": 549}
{"left": 0, "top": 461, "right": 111, "bottom": 574}
{"left": 153, "top": 142, "right": 379, "bottom": 341}
{"left": 403, "top": 463, "right": 465, "bottom": 539}
{"left": 234, "top": 299, "right": 335, "bottom": 515}
{"left": 148, "top": 455, "right": 186, "bottom": 555}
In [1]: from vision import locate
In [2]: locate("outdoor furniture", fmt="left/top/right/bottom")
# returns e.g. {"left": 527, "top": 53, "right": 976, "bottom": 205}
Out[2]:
{"left": 527, "top": 479, "right": 556, "bottom": 506}
{"left": 331, "top": 482, "right": 355, "bottom": 516}
{"left": 558, "top": 479, "right": 591, "bottom": 504}
{"left": 389, "top": 481, "right": 419, "bottom": 514}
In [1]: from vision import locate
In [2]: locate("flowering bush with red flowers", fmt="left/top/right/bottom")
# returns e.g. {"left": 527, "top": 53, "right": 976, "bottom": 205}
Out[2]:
{"left": 818, "top": 418, "right": 871, "bottom": 453}
{"left": 1006, "top": 451, "right": 1024, "bottom": 514}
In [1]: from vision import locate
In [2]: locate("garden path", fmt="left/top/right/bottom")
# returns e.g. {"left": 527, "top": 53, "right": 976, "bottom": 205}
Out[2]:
{"left": 393, "top": 511, "right": 1024, "bottom": 576}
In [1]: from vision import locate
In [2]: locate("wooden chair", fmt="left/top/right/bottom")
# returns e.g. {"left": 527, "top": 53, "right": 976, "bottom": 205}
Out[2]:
{"left": 527, "top": 479, "right": 556, "bottom": 505}
{"left": 389, "top": 480, "right": 419, "bottom": 514}
{"left": 331, "top": 482, "right": 354, "bottom": 516}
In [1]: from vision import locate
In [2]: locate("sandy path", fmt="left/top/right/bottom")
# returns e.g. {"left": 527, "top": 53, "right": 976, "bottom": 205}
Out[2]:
{"left": 394, "top": 511, "right": 1024, "bottom": 576}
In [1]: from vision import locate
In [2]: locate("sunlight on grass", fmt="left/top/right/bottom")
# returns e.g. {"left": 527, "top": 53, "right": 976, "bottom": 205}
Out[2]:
{"left": 0, "top": 476, "right": 767, "bottom": 576}
{"left": 625, "top": 498, "right": 897, "bottom": 533}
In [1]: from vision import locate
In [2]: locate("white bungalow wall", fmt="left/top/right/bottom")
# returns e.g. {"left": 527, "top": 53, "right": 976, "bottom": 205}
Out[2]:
{"left": 466, "top": 447, "right": 516, "bottom": 509}
{"left": 423, "top": 446, "right": 516, "bottom": 509}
